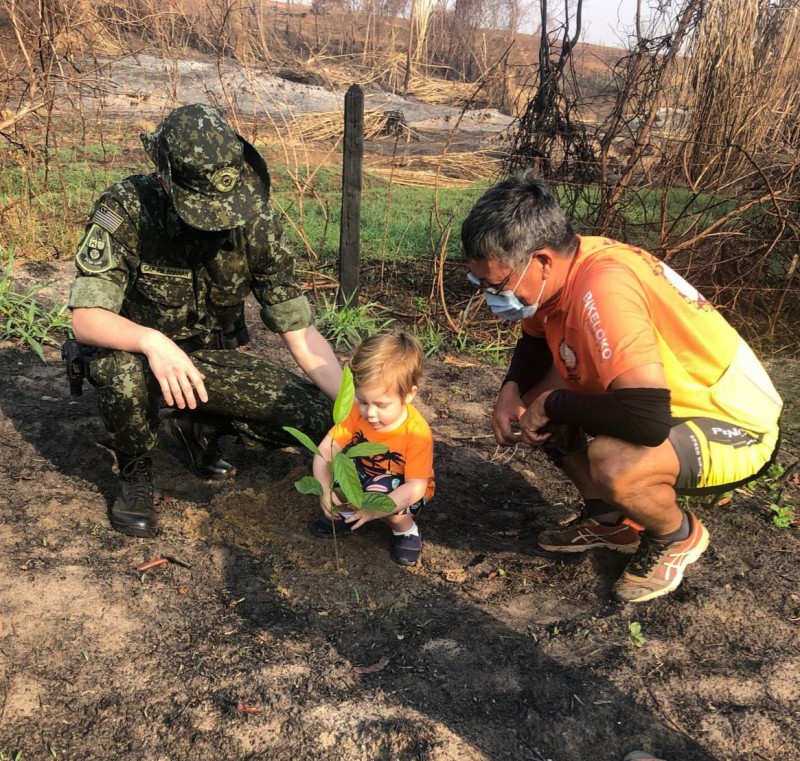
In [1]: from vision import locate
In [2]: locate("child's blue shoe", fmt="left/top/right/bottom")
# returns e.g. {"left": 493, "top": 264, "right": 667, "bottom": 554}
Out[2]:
{"left": 310, "top": 517, "right": 363, "bottom": 538}
{"left": 390, "top": 532, "right": 422, "bottom": 566}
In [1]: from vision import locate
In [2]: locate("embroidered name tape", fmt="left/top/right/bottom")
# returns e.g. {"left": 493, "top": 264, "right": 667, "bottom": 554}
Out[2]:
{"left": 140, "top": 263, "right": 193, "bottom": 279}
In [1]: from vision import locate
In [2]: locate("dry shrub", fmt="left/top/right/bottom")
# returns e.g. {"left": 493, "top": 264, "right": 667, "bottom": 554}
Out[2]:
{"left": 675, "top": 0, "right": 800, "bottom": 186}
{"left": 281, "top": 109, "right": 396, "bottom": 142}
{"left": 369, "top": 150, "right": 499, "bottom": 185}
{"left": 407, "top": 75, "right": 483, "bottom": 107}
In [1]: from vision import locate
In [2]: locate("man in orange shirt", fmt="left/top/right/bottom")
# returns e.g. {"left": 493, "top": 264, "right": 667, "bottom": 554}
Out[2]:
{"left": 462, "top": 171, "right": 782, "bottom": 602}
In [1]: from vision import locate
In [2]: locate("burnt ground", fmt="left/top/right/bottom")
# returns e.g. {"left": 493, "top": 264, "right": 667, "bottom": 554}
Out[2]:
{"left": 1, "top": 262, "right": 799, "bottom": 761}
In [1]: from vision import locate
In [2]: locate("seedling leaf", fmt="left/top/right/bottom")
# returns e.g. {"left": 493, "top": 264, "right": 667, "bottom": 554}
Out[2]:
{"left": 333, "top": 454, "right": 363, "bottom": 508}
{"left": 333, "top": 365, "right": 355, "bottom": 424}
{"left": 294, "top": 476, "right": 324, "bottom": 496}
{"left": 282, "top": 426, "right": 322, "bottom": 457}
{"left": 346, "top": 442, "right": 389, "bottom": 458}
{"left": 361, "top": 492, "right": 396, "bottom": 512}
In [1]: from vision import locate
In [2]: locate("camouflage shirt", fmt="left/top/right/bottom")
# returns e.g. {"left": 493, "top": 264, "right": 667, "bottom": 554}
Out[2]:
{"left": 68, "top": 174, "right": 312, "bottom": 339}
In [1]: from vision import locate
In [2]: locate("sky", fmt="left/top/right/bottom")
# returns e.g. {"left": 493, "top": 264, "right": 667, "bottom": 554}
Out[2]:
{"left": 578, "top": 0, "right": 641, "bottom": 46}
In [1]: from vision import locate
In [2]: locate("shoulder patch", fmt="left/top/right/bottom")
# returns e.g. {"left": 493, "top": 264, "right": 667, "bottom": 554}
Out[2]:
{"left": 91, "top": 204, "right": 124, "bottom": 234}
{"left": 76, "top": 225, "right": 115, "bottom": 274}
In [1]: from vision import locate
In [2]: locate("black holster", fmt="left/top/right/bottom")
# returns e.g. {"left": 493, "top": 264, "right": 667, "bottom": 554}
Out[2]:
{"left": 61, "top": 339, "right": 99, "bottom": 396}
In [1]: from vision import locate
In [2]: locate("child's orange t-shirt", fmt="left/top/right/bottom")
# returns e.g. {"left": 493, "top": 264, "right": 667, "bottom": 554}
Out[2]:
{"left": 331, "top": 402, "right": 436, "bottom": 501}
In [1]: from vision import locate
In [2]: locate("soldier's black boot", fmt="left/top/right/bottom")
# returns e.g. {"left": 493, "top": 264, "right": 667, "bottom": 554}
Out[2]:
{"left": 110, "top": 453, "right": 157, "bottom": 538}
{"left": 166, "top": 412, "right": 235, "bottom": 481}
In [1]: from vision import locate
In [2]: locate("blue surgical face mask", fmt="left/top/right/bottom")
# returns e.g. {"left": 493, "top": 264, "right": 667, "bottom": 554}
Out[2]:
{"left": 467, "top": 257, "right": 547, "bottom": 322}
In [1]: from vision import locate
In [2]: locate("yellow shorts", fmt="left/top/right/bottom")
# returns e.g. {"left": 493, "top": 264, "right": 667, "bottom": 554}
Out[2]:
{"left": 669, "top": 417, "right": 780, "bottom": 495}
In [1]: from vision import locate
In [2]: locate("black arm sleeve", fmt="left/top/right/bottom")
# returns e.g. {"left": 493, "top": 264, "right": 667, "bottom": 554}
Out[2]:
{"left": 544, "top": 387, "right": 672, "bottom": 447}
{"left": 503, "top": 333, "right": 553, "bottom": 396}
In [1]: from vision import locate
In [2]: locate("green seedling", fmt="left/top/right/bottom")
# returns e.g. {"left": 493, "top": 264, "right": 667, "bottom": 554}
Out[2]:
{"left": 284, "top": 366, "right": 396, "bottom": 565}
{"left": 628, "top": 621, "right": 646, "bottom": 648}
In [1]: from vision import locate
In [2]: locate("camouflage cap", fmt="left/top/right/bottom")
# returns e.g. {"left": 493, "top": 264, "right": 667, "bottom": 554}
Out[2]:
{"left": 140, "top": 104, "right": 271, "bottom": 231}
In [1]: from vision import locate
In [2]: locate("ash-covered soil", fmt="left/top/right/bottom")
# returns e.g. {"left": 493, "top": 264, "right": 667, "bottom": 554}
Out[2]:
{"left": 0, "top": 262, "right": 798, "bottom": 761}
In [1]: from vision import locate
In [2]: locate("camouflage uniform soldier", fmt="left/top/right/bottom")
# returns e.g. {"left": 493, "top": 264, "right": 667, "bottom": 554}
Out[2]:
{"left": 68, "top": 104, "right": 342, "bottom": 538}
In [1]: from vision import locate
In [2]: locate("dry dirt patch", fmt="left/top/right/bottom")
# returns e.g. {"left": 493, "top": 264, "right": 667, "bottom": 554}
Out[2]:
{"left": 1, "top": 264, "right": 799, "bottom": 761}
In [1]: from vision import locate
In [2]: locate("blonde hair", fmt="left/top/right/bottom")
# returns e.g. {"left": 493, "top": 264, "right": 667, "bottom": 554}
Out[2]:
{"left": 350, "top": 331, "right": 423, "bottom": 398}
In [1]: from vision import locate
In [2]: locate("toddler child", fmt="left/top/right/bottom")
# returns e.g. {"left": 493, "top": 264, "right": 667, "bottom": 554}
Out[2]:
{"left": 310, "top": 331, "right": 435, "bottom": 566}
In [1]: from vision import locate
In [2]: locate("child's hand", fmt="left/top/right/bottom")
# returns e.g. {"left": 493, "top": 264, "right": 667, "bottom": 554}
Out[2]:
{"left": 319, "top": 496, "right": 335, "bottom": 520}
{"left": 342, "top": 509, "right": 388, "bottom": 531}
{"left": 320, "top": 491, "right": 349, "bottom": 520}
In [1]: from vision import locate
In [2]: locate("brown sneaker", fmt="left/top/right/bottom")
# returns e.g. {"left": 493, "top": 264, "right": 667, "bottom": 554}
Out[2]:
{"left": 614, "top": 512, "right": 710, "bottom": 603}
{"left": 538, "top": 515, "right": 642, "bottom": 554}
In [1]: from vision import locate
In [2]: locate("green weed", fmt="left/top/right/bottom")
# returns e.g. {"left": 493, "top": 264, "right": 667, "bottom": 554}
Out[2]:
{"left": 313, "top": 291, "right": 394, "bottom": 351}
{"left": 415, "top": 324, "right": 446, "bottom": 357}
{"left": 628, "top": 621, "right": 646, "bottom": 648}
{"left": 770, "top": 502, "right": 796, "bottom": 528}
{"left": 0, "top": 250, "right": 71, "bottom": 361}
{"left": 467, "top": 327, "right": 516, "bottom": 366}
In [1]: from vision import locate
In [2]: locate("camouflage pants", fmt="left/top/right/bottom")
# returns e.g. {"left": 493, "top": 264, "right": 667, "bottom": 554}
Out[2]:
{"left": 89, "top": 349, "right": 331, "bottom": 457}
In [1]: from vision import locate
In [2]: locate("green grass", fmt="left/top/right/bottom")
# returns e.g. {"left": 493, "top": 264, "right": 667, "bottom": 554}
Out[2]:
{"left": 273, "top": 172, "right": 487, "bottom": 267}
{"left": 565, "top": 184, "right": 738, "bottom": 252}
{"left": 0, "top": 249, "right": 72, "bottom": 361}
{"left": 1, "top": 141, "right": 743, "bottom": 268}
{"left": 314, "top": 291, "right": 396, "bottom": 351}
{"left": 0, "top": 146, "right": 142, "bottom": 259}
{"left": 0, "top": 139, "right": 770, "bottom": 365}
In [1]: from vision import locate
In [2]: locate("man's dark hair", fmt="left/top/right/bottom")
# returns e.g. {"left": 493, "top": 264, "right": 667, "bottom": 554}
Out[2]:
{"left": 461, "top": 171, "right": 578, "bottom": 266}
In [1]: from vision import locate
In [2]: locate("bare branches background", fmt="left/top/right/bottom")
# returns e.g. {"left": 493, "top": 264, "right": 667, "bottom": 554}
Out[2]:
{"left": 1, "top": 0, "right": 800, "bottom": 348}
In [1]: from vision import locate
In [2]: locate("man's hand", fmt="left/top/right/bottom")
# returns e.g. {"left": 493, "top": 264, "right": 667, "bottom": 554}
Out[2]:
{"left": 140, "top": 331, "right": 208, "bottom": 409}
{"left": 492, "top": 382, "right": 527, "bottom": 445}
{"left": 518, "top": 391, "right": 554, "bottom": 447}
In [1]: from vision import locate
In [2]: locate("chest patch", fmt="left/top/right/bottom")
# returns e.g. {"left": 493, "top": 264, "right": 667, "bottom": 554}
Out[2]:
{"left": 559, "top": 341, "right": 578, "bottom": 371}
{"left": 76, "top": 225, "right": 114, "bottom": 274}
{"left": 140, "top": 263, "right": 192, "bottom": 280}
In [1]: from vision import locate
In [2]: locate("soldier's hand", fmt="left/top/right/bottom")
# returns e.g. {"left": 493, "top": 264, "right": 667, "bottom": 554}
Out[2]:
{"left": 140, "top": 331, "right": 208, "bottom": 409}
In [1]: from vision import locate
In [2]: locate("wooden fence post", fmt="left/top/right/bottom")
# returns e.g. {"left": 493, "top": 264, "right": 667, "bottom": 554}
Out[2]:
{"left": 338, "top": 83, "right": 364, "bottom": 307}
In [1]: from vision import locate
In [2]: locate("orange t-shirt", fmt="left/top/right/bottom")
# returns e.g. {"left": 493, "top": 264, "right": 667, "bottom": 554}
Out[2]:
{"left": 522, "top": 236, "right": 781, "bottom": 431}
{"left": 331, "top": 402, "right": 436, "bottom": 501}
